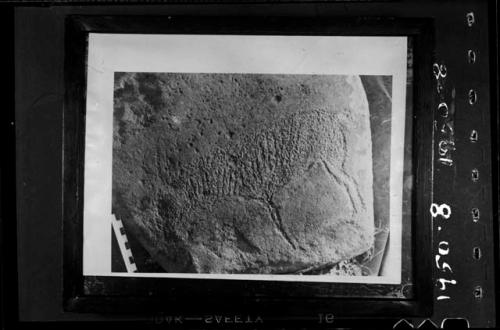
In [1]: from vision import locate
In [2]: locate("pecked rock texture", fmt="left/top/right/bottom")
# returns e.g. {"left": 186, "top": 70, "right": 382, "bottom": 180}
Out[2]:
{"left": 112, "top": 72, "right": 374, "bottom": 274}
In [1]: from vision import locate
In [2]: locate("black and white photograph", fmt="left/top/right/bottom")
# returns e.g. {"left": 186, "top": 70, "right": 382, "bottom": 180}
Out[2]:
{"left": 10, "top": 2, "right": 500, "bottom": 328}
{"left": 83, "top": 34, "right": 409, "bottom": 284}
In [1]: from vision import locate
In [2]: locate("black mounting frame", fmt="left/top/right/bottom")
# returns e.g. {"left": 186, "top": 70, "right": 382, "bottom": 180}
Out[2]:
{"left": 63, "top": 14, "right": 434, "bottom": 319}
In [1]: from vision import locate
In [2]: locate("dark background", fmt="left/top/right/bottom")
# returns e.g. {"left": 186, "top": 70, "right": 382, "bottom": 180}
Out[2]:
{"left": 5, "top": 0, "right": 498, "bottom": 328}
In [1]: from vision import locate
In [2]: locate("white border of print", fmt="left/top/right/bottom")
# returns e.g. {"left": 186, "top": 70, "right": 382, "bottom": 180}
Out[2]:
{"left": 83, "top": 34, "right": 407, "bottom": 284}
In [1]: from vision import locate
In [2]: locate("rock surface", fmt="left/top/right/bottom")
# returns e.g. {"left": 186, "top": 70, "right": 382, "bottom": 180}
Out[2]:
{"left": 112, "top": 72, "right": 374, "bottom": 274}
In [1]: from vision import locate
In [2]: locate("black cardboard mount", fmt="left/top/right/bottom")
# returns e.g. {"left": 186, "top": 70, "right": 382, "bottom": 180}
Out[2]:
{"left": 63, "top": 15, "right": 434, "bottom": 317}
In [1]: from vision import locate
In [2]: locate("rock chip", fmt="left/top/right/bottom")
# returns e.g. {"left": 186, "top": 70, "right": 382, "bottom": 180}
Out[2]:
{"left": 112, "top": 72, "right": 374, "bottom": 274}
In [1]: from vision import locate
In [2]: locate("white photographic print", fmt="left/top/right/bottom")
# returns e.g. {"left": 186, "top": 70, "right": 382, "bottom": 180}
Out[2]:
{"left": 83, "top": 34, "right": 408, "bottom": 284}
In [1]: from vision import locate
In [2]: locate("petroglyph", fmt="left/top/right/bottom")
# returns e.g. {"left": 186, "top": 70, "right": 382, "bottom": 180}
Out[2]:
{"left": 112, "top": 72, "right": 374, "bottom": 273}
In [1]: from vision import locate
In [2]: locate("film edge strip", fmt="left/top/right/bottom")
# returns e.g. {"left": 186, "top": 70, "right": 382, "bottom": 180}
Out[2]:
{"left": 407, "top": 8, "right": 482, "bottom": 330}
{"left": 395, "top": 8, "right": 482, "bottom": 330}
{"left": 111, "top": 214, "right": 138, "bottom": 273}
